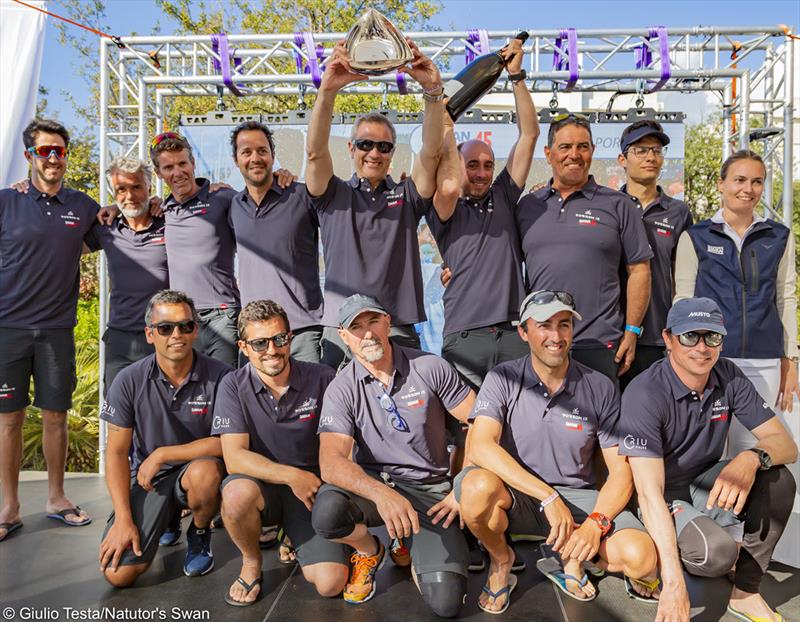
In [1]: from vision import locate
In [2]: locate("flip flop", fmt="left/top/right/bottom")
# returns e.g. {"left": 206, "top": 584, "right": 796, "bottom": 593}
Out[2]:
{"left": 224, "top": 573, "right": 263, "bottom": 607}
{"left": 46, "top": 507, "right": 92, "bottom": 527}
{"left": 259, "top": 525, "right": 279, "bottom": 550}
{"left": 624, "top": 575, "right": 660, "bottom": 604}
{"left": 726, "top": 605, "right": 785, "bottom": 622}
{"left": 277, "top": 528, "right": 296, "bottom": 565}
{"left": 0, "top": 521, "right": 23, "bottom": 542}
{"left": 478, "top": 573, "right": 518, "bottom": 615}
{"left": 536, "top": 557, "right": 596, "bottom": 602}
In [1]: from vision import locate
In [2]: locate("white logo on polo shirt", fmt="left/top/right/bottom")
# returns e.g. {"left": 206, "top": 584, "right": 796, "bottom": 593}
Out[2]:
{"left": 710, "top": 399, "right": 729, "bottom": 422}
{"left": 623, "top": 434, "right": 648, "bottom": 450}
{"left": 474, "top": 400, "right": 490, "bottom": 413}
{"left": 653, "top": 216, "right": 674, "bottom": 237}
{"left": 574, "top": 209, "right": 599, "bottom": 227}
{"left": 101, "top": 402, "right": 116, "bottom": 418}
{"left": 61, "top": 211, "right": 81, "bottom": 228}
{"left": 707, "top": 245, "right": 724, "bottom": 255}
{"left": 188, "top": 395, "right": 211, "bottom": 415}
{"left": 213, "top": 415, "right": 231, "bottom": 429}
{"left": 0, "top": 383, "right": 16, "bottom": 399}
{"left": 294, "top": 397, "right": 318, "bottom": 421}
{"left": 319, "top": 415, "right": 335, "bottom": 428}
{"left": 400, "top": 385, "right": 426, "bottom": 400}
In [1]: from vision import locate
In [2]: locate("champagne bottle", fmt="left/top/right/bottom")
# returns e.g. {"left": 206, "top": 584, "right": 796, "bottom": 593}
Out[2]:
{"left": 444, "top": 31, "right": 529, "bottom": 121}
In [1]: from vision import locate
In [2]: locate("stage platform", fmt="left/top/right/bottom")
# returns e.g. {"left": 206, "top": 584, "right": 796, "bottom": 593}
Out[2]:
{"left": 1, "top": 473, "right": 798, "bottom": 622}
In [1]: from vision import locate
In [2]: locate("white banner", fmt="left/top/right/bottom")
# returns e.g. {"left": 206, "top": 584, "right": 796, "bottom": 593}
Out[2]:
{"left": 0, "top": 0, "right": 47, "bottom": 187}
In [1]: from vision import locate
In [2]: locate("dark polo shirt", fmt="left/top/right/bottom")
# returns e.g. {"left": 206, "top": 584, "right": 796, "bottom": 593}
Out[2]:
{"left": 85, "top": 216, "right": 169, "bottom": 331}
{"left": 426, "top": 169, "right": 525, "bottom": 336}
{"left": 0, "top": 184, "right": 99, "bottom": 329}
{"left": 618, "top": 357, "right": 774, "bottom": 488}
{"left": 211, "top": 359, "right": 335, "bottom": 469}
{"left": 311, "top": 175, "right": 428, "bottom": 327}
{"left": 318, "top": 345, "right": 471, "bottom": 483}
{"left": 471, "top": 356, "right": 620, "bottom": 489}
{"left": 516, "top": 176, "right": 653, "bottom": 349}
{"left": 229, "top": 182, "right": 323, "bottom": 330}
{"left": 163, "top": 178, "right": 239, "bottom": 310}
{"left": 620, "top": 186, "right": 692, "bottom": 346}
{"left": 100, "top": 350, "right": 232, "bottom": 475}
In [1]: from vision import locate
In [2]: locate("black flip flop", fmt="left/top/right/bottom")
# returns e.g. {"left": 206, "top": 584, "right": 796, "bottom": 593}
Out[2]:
{"left": 46, "top": 507, "right": 92, "bottom": 527}
{"left": 259, "top": 525, "right": 280, "bottom": 550}
{"left": 224, "top": 573, "right": 263, "bottom": 607}
{"left": 0, "top": 521, "right": 23, "bottom": 542}
{"left": 277, "top": 528, "right": 296, "bottom": 565}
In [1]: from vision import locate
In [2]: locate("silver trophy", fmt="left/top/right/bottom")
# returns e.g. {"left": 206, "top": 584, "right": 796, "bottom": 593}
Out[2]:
{"left": 344, "top": 8, "right": 414, "bottom": 75}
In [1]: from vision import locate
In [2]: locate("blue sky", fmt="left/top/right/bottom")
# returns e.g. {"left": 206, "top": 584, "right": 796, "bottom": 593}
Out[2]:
{"left": 35, "top": 0, "right": 800, "bottom": 131}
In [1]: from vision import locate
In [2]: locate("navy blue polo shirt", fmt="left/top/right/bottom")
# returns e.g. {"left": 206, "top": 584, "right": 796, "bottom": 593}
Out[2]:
{"left": 311, "top": 175, "right": 428, "bottom": 327}
{"left": 620, "top": 186, "right": 692, "bottom": 346}
{"left": 100, "top": 350, "right": 232, "bottom": 475}
{"left": 516, "top": 177, "right": 653, "bottom": 349}
{"left": 163, "top": 178, "right": 239, "bottom": 310}
{"left": 618, "top": 357, "right": 774, "bottom": 488}
{"left": 318, "top": 345, "right": 471, "bottom": 483}
{"left": 229, "top": 182, "right": 323, "bottom": 330}
{"left": 426, "top": 169, "right": 525, "bottom": 336}
{"left": 85, "top": 216, "right": 169, "bottom": 331}
{"left": 0, "top": 184, "right": 99, "bottom": 329}
{"left": 211, "top": 359, "right": 335, "bottom": 469}
{"left": 471, "top": 356, "right": 620, "bottom": 489}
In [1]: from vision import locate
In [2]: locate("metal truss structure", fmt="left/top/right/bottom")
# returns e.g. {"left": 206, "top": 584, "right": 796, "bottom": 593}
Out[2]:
{"left": 96, "top": 25, "right": 795, "bottom": 471}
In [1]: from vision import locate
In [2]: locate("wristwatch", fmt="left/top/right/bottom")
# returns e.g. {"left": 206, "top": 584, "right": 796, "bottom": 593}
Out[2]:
{"left": 588, "top": 512, "right": 613, "bottom": 538}
{"left": 749, "top": 447, "right": 772, "bottom": 470}
{"left": 422, "top": 85, "right": 445, "bottom": 103}
{"left": 508, "top": 69, "right": 527, "bottom": 83}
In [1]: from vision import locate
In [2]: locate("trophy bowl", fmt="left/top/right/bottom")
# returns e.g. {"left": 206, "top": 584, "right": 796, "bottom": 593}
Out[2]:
{"left": 345, "top": 8, "right": 414, "bottom": 75}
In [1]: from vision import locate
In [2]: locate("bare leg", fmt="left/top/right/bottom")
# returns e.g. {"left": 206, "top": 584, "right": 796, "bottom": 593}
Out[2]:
{"left": 0, "top": 410, "right": 25, "bottom": 537}
{"left": 41, "top": 409, "right": 89, "bottom": 523}
{"left": 221, "top": 479, "right": 263, "bottom": 605}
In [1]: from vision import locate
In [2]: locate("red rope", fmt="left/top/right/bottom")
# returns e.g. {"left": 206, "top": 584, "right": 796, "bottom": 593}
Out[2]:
{"left": 11, "top": 0, "right": 124, "bottom": 47}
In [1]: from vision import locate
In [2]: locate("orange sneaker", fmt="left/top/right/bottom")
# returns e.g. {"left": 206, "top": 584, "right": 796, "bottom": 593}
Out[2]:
{"left": 389, "top": 537, "right": 411, "bottom": 567}
{"left": 343, "top": 539, "right": 386, "bottom": 604}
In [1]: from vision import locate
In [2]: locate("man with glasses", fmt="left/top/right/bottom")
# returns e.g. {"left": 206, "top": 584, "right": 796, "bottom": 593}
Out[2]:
{"left": 212, "top": 300, "right": 348, "bottom": 606}
{"left": 150, "top": 132, "right": 239, "bottom": 367}
{"left": 455, "top": 290, "right": 659, "bottom": 613}
{"left": 312, "top": 294, "right": 476, "bottom": 617}
{"left": 516, "top": 114, "right": 653, "bottom": 387}
{"left": 0, "top": 119, "right": 99, "bottom": 541}
{"left": 305, "top": 39, "right": 449, "bottom": 368}
{"left": 617, "top": 120, "right": 692, "bottom": 386}
{"left": 619, "top": 297, "right": 797, "bottom": 622}
{"left": 99, "top": 290, "right": 232, "bottom": 586}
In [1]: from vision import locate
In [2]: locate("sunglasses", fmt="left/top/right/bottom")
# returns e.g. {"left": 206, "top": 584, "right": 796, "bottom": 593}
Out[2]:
{"left": 150, "top": 132, "right": 185, "bottom": 150}
{"left": 676, "top": 331, "right": 724, "bottom": 348}
{"left": 244, "top": 332, "right": 291, "bottom": 352}
{"left": 550, "top": 112, "right": 590, "bottom": 125}
{"left": 377, "top": 390, "right": 410, "bottom": 433}
{"left": 149, "top": 320, "right": 196, "bottom": 336}
{"left": 522, "top": 290, "right": 577, "bottom": 312}
{"left": 627, "top": 145, "right": 668, "bottom": 158}
{"left": 352, "top": 138, "right": 395, "bottom": 154}
{"left": 27, "top": 145, "right": 68, "bottom": 159}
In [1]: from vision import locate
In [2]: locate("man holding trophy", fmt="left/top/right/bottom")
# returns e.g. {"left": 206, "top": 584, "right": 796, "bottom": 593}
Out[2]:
{"left": 305, "top": 12, "right": 453, "bottom": 369}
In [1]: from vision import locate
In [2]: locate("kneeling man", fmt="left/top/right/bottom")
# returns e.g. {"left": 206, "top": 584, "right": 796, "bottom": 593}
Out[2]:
{"left": 620, "top": 297, "right": 797, "bottom": 622}
{"left": 99, "top": 290, "right": 232, "bottom": 586}
{"left": 312, "top": 294, "right": 475, "bottom": 618}
{"left": 457, "top": 290, "right": 659, "bottom": 613}
{"left": 213, "top": 300, "right": 349, "bottom": 606}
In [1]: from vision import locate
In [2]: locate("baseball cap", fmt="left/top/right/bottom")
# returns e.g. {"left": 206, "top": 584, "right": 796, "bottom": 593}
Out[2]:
{"left": 666, "top": 297, "right": 727, "bottom": 336}
{"left": 621, "top": 125, "right": 670, "bottom": 154}
{"left": 519, "top": 290, "right": 583, "bottom": 325}
{"left": 338, "top": 293, "right": 388, "bottom": 328}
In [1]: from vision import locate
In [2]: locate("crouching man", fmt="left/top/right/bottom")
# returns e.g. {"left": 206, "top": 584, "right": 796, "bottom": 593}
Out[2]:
{"left": 99, "top": 290, "right": 232, "bottom": 586}
{"left": 213, "top": 300, "right": 349, "bottom": 606}
{"left": 456, "top": 291, "right": 659, "bottom": 614}
{"left": 619, "top": 297, "right": 797, "bottom": 622}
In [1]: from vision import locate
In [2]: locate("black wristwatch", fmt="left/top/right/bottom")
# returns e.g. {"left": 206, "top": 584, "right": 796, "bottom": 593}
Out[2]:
{"left": 749, "top": 447, "right": 772, "bottom": 470}
{"left": 508, "top": 69, "right": 527, "bottom": 83}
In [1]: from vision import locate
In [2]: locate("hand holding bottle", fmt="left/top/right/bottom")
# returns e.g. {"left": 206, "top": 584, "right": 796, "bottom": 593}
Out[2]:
{"left": 501, "top": 37, "right": 525, "bottom": 75}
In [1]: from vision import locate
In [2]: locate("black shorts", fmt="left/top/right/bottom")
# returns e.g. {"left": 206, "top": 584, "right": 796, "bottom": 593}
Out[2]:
{"left": 0, "top": 327, "right": 76, "bottom": 412}
{"left": 103, "top": 327, "right": 153, "bottom": 393}
{"left": 221, "top": 473, "right": 349, "bottom": 567}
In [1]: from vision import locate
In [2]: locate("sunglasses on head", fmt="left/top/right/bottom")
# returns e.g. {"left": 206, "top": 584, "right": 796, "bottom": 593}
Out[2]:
{"left": 377, "top": 390, "right": 410, "bottom": 433}
{"left": 523, "top": 290, "right": 577, "bottom": 312}
{"left": 352, "top": 138, "right": 395, "bottom": 154}
{"left": 150, "top": 132, "right": 185, "bottom": 150}
{"left": 550, "top": 112, "right": 590, "bottom": 125}
{"left": 27, "top": 145, "right": 68, "bottom": 159}
{"left": 244, "top": 332, "right": 290, "bottom": 352}
{"left": 676, "top": 331, "right": 724, "bottom": 348}
{"left": 150, "top": 320, "right": 196, "bottom": 336}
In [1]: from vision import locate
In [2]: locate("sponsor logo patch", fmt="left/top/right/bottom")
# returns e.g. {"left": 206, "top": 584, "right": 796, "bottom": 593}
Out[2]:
{"left": 623, "top": 434, "right": 648, "bottom": 450}
{"left": 61, "top": 211, "right": 81, "bottom": 228}
{"left": 707, "top": 244, "right": 724, "bottom": 255}
{"left": 406, "top": 399, "right": 425, "bottom": 409}
{"left": 565, "top": 421, "right": 583, "bottom": 431}
{"left": 188, "top": 395, "right": 211, "bottom": 415}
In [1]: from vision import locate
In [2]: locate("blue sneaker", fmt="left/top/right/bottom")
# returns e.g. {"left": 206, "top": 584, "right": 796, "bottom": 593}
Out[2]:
{"left": 184, "top": 524, "right": 214, "bottom": 577}
{"left": 159, "top": 514, "right": 182, "bottom": 546}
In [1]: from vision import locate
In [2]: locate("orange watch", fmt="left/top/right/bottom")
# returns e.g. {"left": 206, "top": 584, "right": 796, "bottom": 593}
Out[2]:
{"left": 588, "top": 512, "right": 613, "bottom": 538}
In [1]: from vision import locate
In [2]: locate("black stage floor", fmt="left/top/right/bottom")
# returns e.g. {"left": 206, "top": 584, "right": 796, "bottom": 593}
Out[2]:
{"left": 2, "top": 474, "right": 798, "bottom": 622}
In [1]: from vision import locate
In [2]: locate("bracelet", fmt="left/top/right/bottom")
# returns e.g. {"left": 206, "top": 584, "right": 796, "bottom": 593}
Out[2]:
{"left": 423, "top": 84, "right": 444, "bottom": 95}
{"left": 539, "top": 491, "right": 559, "bottom": 511}
{"left": 508, "top": 69, "right": 527, "bottom": 83}
{"left": 624, "top": 324, "right": 643, "bottom": 336}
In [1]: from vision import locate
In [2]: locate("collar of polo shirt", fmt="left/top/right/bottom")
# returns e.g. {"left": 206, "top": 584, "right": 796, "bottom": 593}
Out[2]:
{"left": 348, "top": 173, "right": 396, "bottom": 193}
{"left": 664, "top": 358, "right": 721, "bottom": 400}
{"left": 544, "top": 175, "right": 600, "bottom": 199}
{"left": 353, "top": 342, "right": 410, "bottom": 382}
{"left": 148, "top": 348, "right": 202, "bottom": 383}
{"left": 247, "top": 358, "right": 300, "bottom": 393}
{"left": 522, "top": 354, "right": 581, "bottom": 396}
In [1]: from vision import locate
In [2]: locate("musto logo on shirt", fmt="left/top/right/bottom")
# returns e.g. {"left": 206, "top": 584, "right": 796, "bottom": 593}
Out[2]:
{"left": 574, "top": 209, "right": 599, "bottom": 226}
{"left": 561, "top": 408, "right": 587, "bottom": 432}
{"left": 294, "top": 397, "right": 318, "bottom": 421}
{"left": 0, "top": 383, "right": 16, "bottom": 399}
{"left": 653, "top": 216, "right": 675, "bottom": 237}
{"left": 400, "top": 384, "right": 427, "bottom": 409}
{"left": 188, "top": 395, "right": 210, "bottom": 415}
{"left": 623, "top": 434, "right": 648, "bottom": 450}
{"left": 710, "top": 399, "right": 729, "bottom": 422}
{"left": 61, "top": 211, "right": 81, "bottom": 228}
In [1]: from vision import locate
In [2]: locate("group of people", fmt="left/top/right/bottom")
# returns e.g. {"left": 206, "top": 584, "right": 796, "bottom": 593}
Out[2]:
{"left": 1, "top": 36, "right": 798, "bottom": 622}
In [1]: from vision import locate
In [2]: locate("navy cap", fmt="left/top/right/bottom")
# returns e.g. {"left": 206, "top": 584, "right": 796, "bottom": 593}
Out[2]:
{"left": 666, "top": 297, "right": 727, "bottom": 336}
{"left": 621, "top": 125, "right": 670, "bottom": 154}
{"left": 338, "top": 293, "right": 388, "bottom": 328}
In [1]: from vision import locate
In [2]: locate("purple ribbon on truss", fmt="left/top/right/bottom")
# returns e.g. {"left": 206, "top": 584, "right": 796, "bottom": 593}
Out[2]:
{"left": 211, "top": 33, "right": 245, "bottom": 96}
{"left": 465, "top": 28, "right": 490, "bottom": 64}
{"left": 293, "top": 32, "right": 324, "bottom": 88}
{"left": 635, "top": 26, "right": 671, "bottom": 92}
{"left": 552, "top": 28, "right": 579, "bottom": 92}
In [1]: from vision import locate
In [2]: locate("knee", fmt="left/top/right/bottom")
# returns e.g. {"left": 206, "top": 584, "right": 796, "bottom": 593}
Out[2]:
{"left": 103, "top": 564, "right": 147, "bottom": 588}
{"left": 418, "top": 571, "right": 467, "bottom": 618}
{"left": 311, "top": 567, "right": 349, "bottom": 598}
{"left": 184, "top": 461, "right": 224, "bottom": 496}
{"left": 311, "top": 489, "right": 355, "bottom": 540}
{"left": 678, "top": 517, "right": 738, "bottom": 577}
{"left": 459, "top": 469, "right": 505, "bottom": 520}
{"left": 614, "top": 530, "right": 658, "bottom": 578}
{"left": 221, "top": 480, "right": 261, "bottom": 521}
{"left": 41, "top": 410, "right": 67, "bottom": 428}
